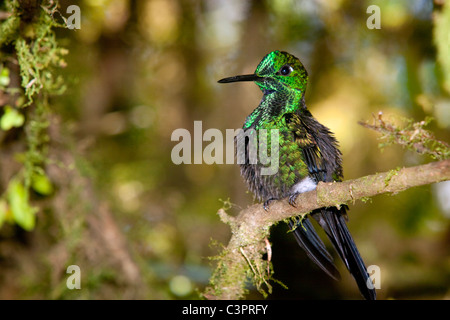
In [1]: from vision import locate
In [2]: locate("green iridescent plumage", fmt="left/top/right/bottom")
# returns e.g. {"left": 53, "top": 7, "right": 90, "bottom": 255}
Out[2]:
{"left": 219, "top": 50, "right": 376, "bottom": 300}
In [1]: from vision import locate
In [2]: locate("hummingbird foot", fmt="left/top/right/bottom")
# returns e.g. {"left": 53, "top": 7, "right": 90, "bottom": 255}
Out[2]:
{"left": 288, "top": 193, "right": 300, "bottom": 207}
{"left": 263, "top": 198, "right": 278, "bottom": 211}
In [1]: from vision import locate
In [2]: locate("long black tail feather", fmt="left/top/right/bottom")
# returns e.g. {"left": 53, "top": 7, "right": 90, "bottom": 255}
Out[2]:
{"left": 312, "top": 207, "right": 376, "bottom": 300}
{"left": 289, "top": 218, "right": 341, "bottom": 281}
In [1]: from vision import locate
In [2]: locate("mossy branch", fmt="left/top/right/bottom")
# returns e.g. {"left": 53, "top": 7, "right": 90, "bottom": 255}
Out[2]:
{"left": 204, "top": 159, "right": 450, "bottom": 300}
{"left": 359, "top": 112, "right": 450, "bottom": 160}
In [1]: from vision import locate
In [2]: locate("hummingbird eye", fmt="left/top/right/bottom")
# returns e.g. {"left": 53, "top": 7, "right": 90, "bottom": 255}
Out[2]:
{"left": 279, "top": 65, "right": 293, "bottom": 76}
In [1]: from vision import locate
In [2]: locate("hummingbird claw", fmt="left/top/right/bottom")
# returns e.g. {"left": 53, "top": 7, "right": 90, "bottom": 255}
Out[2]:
{"left": 263, "top": 198, "right": 277, "bottom": 211}
{"left": 288, "top": 193, "right": 299, "bottom": 207}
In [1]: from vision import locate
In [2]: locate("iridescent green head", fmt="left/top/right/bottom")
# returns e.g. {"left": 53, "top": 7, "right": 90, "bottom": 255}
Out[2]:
{"left": 219, "top": 51, "right": 309, "bottom": 129}
{"left": 218, "top": 50, "right": 308, "bottom": 97}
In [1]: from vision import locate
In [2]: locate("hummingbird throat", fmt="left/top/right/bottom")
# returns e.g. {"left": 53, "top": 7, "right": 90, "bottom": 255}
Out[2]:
{"left": 243, "top": 88, "right": 303, "bottom": 130}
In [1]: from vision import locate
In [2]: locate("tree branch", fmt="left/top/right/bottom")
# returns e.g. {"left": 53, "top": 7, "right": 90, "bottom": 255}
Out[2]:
{"left": 204, "top": 159, "right": 450, "bottom": 300}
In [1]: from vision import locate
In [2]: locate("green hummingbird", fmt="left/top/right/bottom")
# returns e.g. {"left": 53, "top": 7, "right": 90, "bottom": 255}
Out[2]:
{"left": 218, "top": 50, "right": 376, "bottom": 300}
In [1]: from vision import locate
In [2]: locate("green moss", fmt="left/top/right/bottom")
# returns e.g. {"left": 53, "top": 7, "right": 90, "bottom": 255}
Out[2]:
{"left": 384, "top": 167, "right": 401, "bottom": 187}
{"left": 0, "top": 0, "right": 68, "bottom": 230}
{"left": 206, "top": 207, "right": 286, "bottom": 299}
{"left": 14, "top": 8, "right": 67, "bottom": 104}
{"left": 0, "top": 15, "right": 20, "bottom": 45}
{"left": 205, "top": 247, "right": 249, "bottom": 299}
{"left": 360, "top": 197, "right": 372, "bottom": 203}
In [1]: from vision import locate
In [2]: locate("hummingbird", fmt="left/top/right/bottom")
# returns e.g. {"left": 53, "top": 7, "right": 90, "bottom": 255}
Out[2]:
{"left": 218, "top": 50, "right": 376, "bottom": 300}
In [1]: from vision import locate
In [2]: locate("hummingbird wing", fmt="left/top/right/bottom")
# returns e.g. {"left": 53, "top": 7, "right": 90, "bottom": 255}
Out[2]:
{"left": 287, "top": 112, "right": 376, "bottom": 300}
{"left": 281, "top": 113, "right": 342, "bottom": 280}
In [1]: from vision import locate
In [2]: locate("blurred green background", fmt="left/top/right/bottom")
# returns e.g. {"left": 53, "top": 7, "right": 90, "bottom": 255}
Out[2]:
{"left": 0, "top": 0, "right": 449, "bottom": 299}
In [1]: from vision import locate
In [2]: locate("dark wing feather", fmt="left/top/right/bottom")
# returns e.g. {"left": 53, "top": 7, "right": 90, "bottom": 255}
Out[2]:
{"left": 286, "top": 113, "right": 327, "bottom": 182}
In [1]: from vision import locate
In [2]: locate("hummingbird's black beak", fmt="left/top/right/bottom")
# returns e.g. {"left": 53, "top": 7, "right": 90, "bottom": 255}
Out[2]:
{"left": 218, "top": 74, "right": 263, "bottom": 83}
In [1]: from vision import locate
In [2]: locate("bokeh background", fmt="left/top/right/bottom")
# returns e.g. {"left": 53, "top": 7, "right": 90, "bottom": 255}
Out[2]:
{"left": 0, "top": 0, "right": 449, "bottom": 299}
